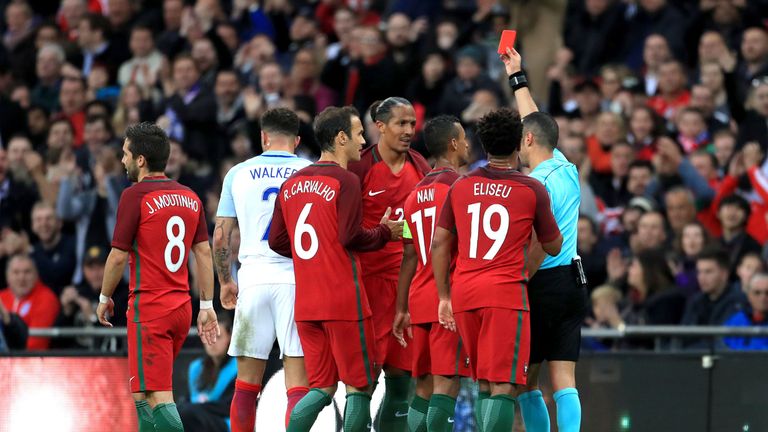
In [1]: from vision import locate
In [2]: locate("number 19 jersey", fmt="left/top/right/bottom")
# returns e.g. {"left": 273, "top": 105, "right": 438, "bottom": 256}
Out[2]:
{"left": 112, "top": 176, "right": 208, "bottom": 323}
{"left": 402, "top": 167, "right": 459, "bottom": 324}
{"left": 217, "top": 151, "right": 311, "bottom": 283}
{"left": 437, "top": 167, "right": 560, "bottom": 313}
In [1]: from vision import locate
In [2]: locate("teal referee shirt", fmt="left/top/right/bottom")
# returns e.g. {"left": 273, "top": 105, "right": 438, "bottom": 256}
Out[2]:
{"left": 529, "top": 148, "right": 580, "bottom": 269}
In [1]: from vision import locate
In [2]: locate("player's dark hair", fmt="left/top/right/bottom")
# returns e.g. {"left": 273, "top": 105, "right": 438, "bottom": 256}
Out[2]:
{"left": 476, "top": 107, "right": 523, "bottom": 157}
{"left": 369, "top": 97, "right": 412, "bottom": 123}
{"left": 125, "top": 122, "right": 170, "bottom": 172}
{"left": 314, "top": 106, "right": 360, "bottom": 152}
{"left": 423, "top": 115, "right": 460, "bottom": 158}
{"left": 261, "top": 108, "right": 300, "bottom": 137}
{"left": 522, "top": 112, "right": 558, "bottom": 149}
{"left": 696, "top": 246, "right": 731, "bottom": 270}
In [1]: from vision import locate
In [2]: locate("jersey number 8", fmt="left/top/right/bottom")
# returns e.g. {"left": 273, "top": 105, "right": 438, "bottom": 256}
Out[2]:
{"left": 165, "top": 216, "right": 186, "bottom": 272}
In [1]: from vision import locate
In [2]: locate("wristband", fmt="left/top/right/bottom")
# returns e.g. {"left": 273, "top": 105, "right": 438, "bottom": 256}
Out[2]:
{"left": 99, "top": 294, "right": 110, "bottom": 304}
{"left": 508, "top": 71, "right": 528, "bottom": 92}
{"left": 200, "top": 300, "right": 213, "bottom": 310}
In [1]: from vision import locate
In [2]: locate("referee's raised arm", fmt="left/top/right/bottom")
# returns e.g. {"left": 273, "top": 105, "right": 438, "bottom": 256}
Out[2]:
{"left": 501, "top": 47, "right": 538, "bottom": 117}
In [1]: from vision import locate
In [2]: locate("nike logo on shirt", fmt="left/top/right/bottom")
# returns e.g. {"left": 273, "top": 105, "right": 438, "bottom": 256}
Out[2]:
{"left": 394, "top": 411, "right": 408, "bottom": 418}
{"left": 368, "top": 190, "right": 386, "bottom": 196}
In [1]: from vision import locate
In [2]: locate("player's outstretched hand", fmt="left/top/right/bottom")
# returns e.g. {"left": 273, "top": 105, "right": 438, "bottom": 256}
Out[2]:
{"left": 220, "top": 281, "right": 239, "bottom": 310}
{"left": 392, "top": 310, "right": 412, "bottom": 348}
{"left": 96, "top": 298, "right": 114, "bottom": 328}
{"left": 500, "top": 47, "right": 522, "bottom": 76}
{"left": 438, "top": 299, "right": 456, "bottom": 332}
{"left": 381, "top": 207, "right": 404, "bottom": 240}
{"left": 197, "top": 309, "right": 221, "bottom": 346}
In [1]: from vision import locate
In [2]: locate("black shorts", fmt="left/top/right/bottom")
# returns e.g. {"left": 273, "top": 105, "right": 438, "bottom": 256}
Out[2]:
{"left": 527, "top": 264, "right": 588, "bottom": 364}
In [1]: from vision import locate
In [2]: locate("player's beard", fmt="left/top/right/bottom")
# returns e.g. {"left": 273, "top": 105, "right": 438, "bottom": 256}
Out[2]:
{"left": 126, "top": 162, "right": 140, "bottom": 182}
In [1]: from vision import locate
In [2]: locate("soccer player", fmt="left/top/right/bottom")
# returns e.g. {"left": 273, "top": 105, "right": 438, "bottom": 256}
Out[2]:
{"left": 432, "top": 108, "right": 563, "bottom": 431}
{"left": 392, "top": 115, "right": 472, "bottom": 432}
{"left": 502, "top": 47, "right": 585, "bottom": 432}
{"left": 213, "top": 108, "right": 312, "bottom": 431}
{"left": 268, "top": 106, "right": 403, "bottom": 431}
{"left": 97, "top": 122, "right": 220, "bottom": 432}
{"left": 348, "top": 97, "right": 431, "bottom": 430}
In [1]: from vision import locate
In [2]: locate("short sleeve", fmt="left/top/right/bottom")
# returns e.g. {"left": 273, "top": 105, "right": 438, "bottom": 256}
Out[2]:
{"left": 194, "top": 202, "right": 209, "bottom": 243}
{"left": 436, "top": 186, "right": 456, "bottom": 233}
{"left": 111, "top": 188, "right": 141, "bottom": 251}
{"left": 530, "top": 180, "right": 560, "bottom": 243}
{"left": 216, "top": 167, "right": 237, "bottom": 218}
{"left": 402, "top": 220, "right": 413, "bottom": 244}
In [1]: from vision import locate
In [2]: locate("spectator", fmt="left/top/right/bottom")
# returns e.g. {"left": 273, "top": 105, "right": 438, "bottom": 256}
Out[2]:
{"left": 73, "top": 13, "right": 129, "bottom": 84}
{"left": 178, "top": 312, "right": 236, "bottom": 432}
{"left": 117, "top": 24, "right": 164, "bottom": 89}
{"left": 577, "top": 215, "right": 608, "bottom": 290}
{"left": 724, "top": 272, "right": 768, "bottom": 350}
{"left": 674, "top": 221, "right": 712, "bottom": 298}
{"left": 712, "top": 129, "right": 736, "bottom": 174}
{"left": 192, "top": 37, "right": 220, "bottom": 89}
{"left": 384, "top": 12, "right": 421, "bottom": 78}
{"left": 664, "top": 187, "right": 698, "bottom": 235}
{"left": 627, "top": 160, "right": 654, "bottom": 199}
{"left": 688, "top": 85, "right": 729, "bottom": 136}
{"left": 29, "top": 201, "right": 77, "bottom": 295}
{"left": 589, "top": 284, "right": 623, "bottom": 330}
{"left": 0, "top": 295, "right": 28, "bottom": 351}
{"left": 627, "top": 106, "right": 662, "bottom": 161}
{"left": 633, "top": 210, "right": 668, "bottom": 253}
{"left": 563, "top": 0, "right": 625, "bottom": 76}
{"left": 438, "top": 44, "right": 504, "bottom": 118}
{"left": 112, "top": 83, "right": 150, "bottom": 137}
{"left": 289, "top": 47, "right": 335, "bottom": 115}
{"left": 639, "top": 34, "right": 673, "bottom": 96}
{"left": 0, "top": 254, "right": 59, "bottom": 350}
{"left": 682, "top": 247, "right": 746, "bottom": 331}
{"left": 734, "top": 252, "right": 765, "bottom": 294}
{"left": 622, "top": 247, "right": 686, "bottom": 329}
{"left": 324, "top": 7, "right": 356, "bottom": 61}
{"left": 573, "top": 79, "right": 602, "bottom": 134}
{"left": 156, "top": 0, "right": 184, "bottom": 58}
{"left": 674, "top": 107, "right": 709, "bottom": 154}
{"left": 214, "top": 69, "right": 245, "bottom": 146}
{"left": 57, "top": 76, "right": 87, "bottom": 147}
{"left": 406, "top": 51, "right": 450, "bottom": 119}
{"left": 78, "top": 114, "right": 116, "bottom": 172}
{"left": 587, "top": 111, "right": 625, "bottom": 175}
{"left": 699, "top": 62, "right": 729, "bottom": 118}
{"left": 4, "top": 1, "right": 37, "bottom": 85}
{"left": 0, "top": 147, "right": 38, "bottom": 233}
{"left": 624, "top": 1, "right": 687, "bottom": 68}
{"left": 717, "top": 194, "right": 762, "bottom": 278}
{"left": 735, "top": 27, "right": 768, "bottom": 98}
{"left": 560, "top": 134, "right": 600, "bottom": 221}
{"left": 55, "top": 245, "right": 128, "bottom": 349}
{"left": 162, "top": 53, "right": 218, "bottom": 167}
{"left": 733, "top": 79, "right": 768, "bottom": 151}
{"left": 647, "top": 60, "right": 691, "bottom": 121}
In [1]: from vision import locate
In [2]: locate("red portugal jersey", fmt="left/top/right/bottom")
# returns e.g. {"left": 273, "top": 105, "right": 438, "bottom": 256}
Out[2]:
{"left": 437, "top": 167, "right": 560, "bottom": 313}
{"left": 402, "top": 167, "right": 459, "bottom": 324}
{"left": 269, "top": 162, "right": 391, "bottom": 321}
{"left": 111, "top": 176, "right": 208, "bottom": 323}
{"left": 349, "top": 145, "right": 431, "bottom": 279}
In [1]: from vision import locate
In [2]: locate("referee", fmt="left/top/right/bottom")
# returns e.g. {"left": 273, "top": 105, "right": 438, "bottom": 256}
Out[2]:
{"left": 502, "top": 47, "right": 585, "bottom": 432}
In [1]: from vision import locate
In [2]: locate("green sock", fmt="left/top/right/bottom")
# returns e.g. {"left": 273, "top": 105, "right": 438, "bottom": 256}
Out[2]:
{"left": 134, "top": 400, "right": 155, "bottom": 432}
{"left": 426, "top": 394, "right": 456, "bottom": 432}
{"left": 482, "top": 395, "right": 516, "bottom": 432}
{"left": 375, "top": 376, "right": 412, "bottom": 431}
{"left": 344, "top": 392, "right": 372, "bottom": 432}
{"left": 475, "top": 391, "right": 490, "bottom": 432}
{"left": 287, "top": 388, "right": 332, "bottom": 431}
{"left": 407, "top": 395, "right": 429, "bottom": 432}
{"left": 152, "top": 403, "right": 183, "bottom": 432}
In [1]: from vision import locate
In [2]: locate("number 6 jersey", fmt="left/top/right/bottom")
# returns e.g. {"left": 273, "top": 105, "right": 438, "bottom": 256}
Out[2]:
{"left": 268, "top": 162, "right": 392, "bottom": 321}
{"left": 111, "top": 175, "right": 208, "bottom": 323}
{"left": 437, "top": 167, "right": 560, "bottom": 313}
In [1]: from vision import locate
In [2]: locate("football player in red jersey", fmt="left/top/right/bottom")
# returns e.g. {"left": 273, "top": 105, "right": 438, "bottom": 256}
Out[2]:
{"left": 432, "top": 108, "right": 562, "bottom": 431}
{"left": 97, "top": 122, "right": 219, "bottom": 432}
{"left": 392, "top": 115, "right": 472, "bottom": 431}
{"left": 269, "top": 106, "right": 403, "bottom": 431}
{"left": 348, "top": 97, "right": 431, "bottom": 430}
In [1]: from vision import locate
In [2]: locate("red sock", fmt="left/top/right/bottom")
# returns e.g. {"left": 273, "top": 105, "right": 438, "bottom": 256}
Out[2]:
{"left": 285, "top": 386, "right": 310, "bottom": 428}
{"left": 230, "top": 379, "right": 262, "bottom": 432}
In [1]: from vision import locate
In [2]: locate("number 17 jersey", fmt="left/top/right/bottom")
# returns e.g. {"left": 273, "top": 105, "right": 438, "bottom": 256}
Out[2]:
{"left": 112, "top": 176, "right": 208, "bottom": 323}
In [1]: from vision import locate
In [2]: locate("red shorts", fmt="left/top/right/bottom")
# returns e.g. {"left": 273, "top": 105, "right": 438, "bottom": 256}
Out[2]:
{"left": 127, "top": 302, "right": 191, "bottom": 393}
{"left": 454, "top": 307, "right": 530, "bottom": 384}
{"left": 411, "top": 322, "right": 471, "bottom": 378}
{"left": 297, "top": 319, "right": 377, "bottom": 389}
{"left": 363, "top": 275, "right": 412, "bottom": 371}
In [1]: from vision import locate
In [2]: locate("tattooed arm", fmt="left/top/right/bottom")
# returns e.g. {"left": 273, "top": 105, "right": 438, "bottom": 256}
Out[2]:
{"left": 213, "top": 217, "right": 238, "bottom": 309}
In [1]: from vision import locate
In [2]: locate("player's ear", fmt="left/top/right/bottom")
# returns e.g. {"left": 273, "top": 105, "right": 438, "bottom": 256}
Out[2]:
{"left": 293, "top": 135, "right": 301, "bottom": 150}
{"left": 336, "top": 131, "right": 347, "bottom": 146}
{"left": 261, "top": 131, "right": 269, "bottom": 149}
{"left": 375, "top": 119, "right": 386, "bottom": 134}
{"left": 450, "top": 138, "right": 458, "bottom": 152}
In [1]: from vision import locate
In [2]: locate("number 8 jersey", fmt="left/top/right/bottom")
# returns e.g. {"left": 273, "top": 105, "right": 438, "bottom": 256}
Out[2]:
{"left": 112, "top": 175, "right": 208, "bottom": 323}
{"left": 436, "top": 167, "right": 560, "bottom": 313}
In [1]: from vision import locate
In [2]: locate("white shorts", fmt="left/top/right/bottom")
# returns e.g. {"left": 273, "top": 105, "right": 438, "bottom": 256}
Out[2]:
{"left": 228, "top": 274, "right": 303, "bottom": 359}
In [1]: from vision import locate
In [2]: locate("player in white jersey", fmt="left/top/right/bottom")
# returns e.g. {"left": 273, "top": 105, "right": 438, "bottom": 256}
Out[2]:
{"left": 213, "top": 108, "right": 312, "bottom": 431}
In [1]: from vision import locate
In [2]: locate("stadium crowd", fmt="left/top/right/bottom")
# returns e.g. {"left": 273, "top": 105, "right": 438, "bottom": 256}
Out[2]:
{"left": 0, "top": 0, "right": 767, "bottom": 357}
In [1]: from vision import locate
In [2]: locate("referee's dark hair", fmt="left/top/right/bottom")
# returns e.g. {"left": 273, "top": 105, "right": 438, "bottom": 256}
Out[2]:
{"left": 476, "top": 107, "right": 523, "bottom": 157}
{"left": 423, "top": 115, "right": 460, "bottom": 157}
{"left": 125, "top": 122, "right": 170, "bottom": 172}
{"left": 696, "top": 246, "right": 731, "bottom": 270}
{"left": 261, "top": 108, "right": 300, "bottom": 137}
{"left": 522, "top": 112, "right": 559, "bottom": 149}
{"left": 314, "top": 106, "right": 360, "bottom": 152}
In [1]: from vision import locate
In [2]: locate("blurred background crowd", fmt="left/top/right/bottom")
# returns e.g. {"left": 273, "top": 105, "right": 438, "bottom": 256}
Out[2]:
{"left": 0, "top": 0, "right": 768, "bottom": 358}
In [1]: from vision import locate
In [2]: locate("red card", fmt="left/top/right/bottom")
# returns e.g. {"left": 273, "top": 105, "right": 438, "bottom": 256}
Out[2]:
{"left": 497, "top": 30, "right": 517, "bottom": 55}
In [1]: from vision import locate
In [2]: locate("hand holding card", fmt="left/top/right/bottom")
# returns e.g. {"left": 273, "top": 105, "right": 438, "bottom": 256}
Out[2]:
{"left": 497, "top": 30, "right": 517, "bottom": 55}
